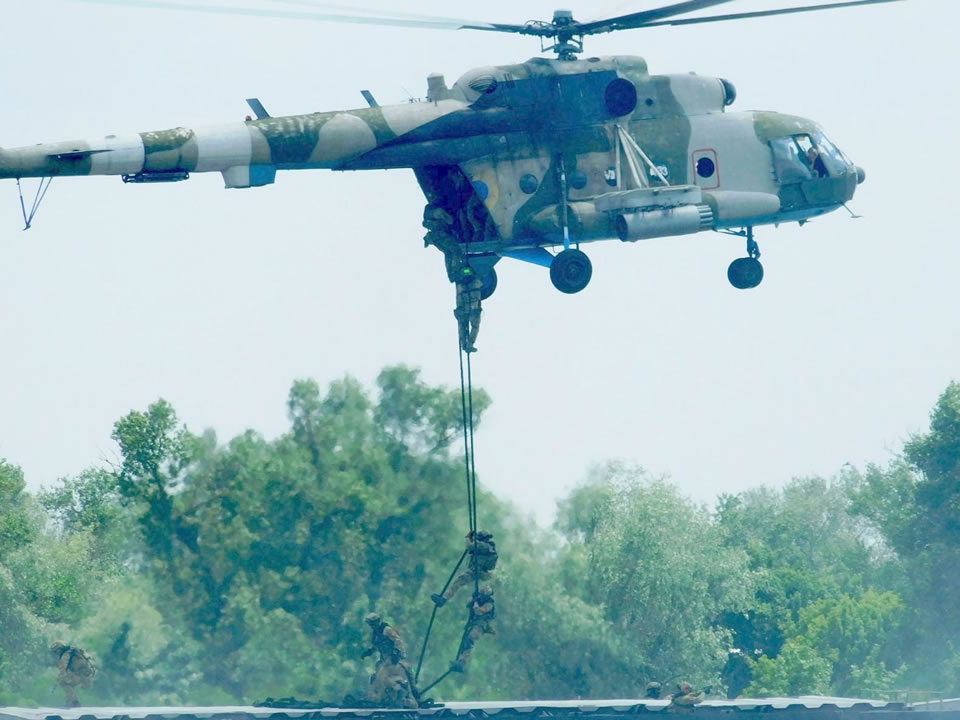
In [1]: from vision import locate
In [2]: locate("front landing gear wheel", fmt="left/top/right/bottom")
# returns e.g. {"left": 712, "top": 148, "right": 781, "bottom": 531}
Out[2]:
{"left": 727, "top": 257, "right": 764, "bottom": 290}
{"left": 479, "top": 267, "right": 498, "bottom": 300}
{"left": 550, "top": 249, "right": 593, "bottom": 294}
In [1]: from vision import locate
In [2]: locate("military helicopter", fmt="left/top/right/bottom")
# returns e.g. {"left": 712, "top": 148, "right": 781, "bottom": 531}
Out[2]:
{"left": 0, "top": 0, "right": 898, "bottom": 295}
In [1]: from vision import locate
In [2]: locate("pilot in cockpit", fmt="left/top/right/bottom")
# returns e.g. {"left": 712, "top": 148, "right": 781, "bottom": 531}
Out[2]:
{"left": 806, "top": 146, "right": 829, "bottom": 178}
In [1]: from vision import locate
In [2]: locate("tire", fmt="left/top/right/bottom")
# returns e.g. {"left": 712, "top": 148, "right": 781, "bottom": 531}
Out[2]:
{"left": 727, "top": 257, "right": 764, "bottom": 290}
{"left": 550, "top": 249, "right": 593, "bottom": 294}
{"left": 479, "top": 267, "right": 498, "bottom": 300}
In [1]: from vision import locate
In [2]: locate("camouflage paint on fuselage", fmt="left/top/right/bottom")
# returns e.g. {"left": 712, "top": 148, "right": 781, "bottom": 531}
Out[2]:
{"left": 0, "top": 55, "right": 861, "bottom": 250}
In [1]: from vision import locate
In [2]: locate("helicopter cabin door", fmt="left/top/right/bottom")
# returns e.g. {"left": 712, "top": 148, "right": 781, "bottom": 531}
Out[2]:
{"left": 691, "top": 149, "right": 720, "bottom": 190}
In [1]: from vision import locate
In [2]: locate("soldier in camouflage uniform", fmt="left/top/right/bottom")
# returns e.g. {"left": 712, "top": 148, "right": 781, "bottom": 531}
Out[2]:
{"left": 422, "top": 203, "right": 483, "bottom": 353}
{"left": 50, "top": 642, "right": 96, "bottom": 707}
{"left": 361, "top": 612, "right": 407, "bottom": 669}
{"left": 669, "top": 682, "right": 708, "bottom": 711}
{"left": 368, "top": 662, "right": 418, "bottom": 709}
{"left": 432, "top": 529, "right": 497, "bottom": 607}
{"left": 450, "top": 585, "right": 496, "bottom": 673}
{"left": 454, "top": 271, "right": 483, "bottom": 353}
{"left": 361, "top": 612, "right": 419, "bottom": 708}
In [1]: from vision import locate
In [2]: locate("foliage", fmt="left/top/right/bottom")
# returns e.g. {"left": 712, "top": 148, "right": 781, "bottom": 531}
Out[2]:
{"left": 2, "top": 372, "right": 960, "bottom": 704}
{"left": 559, "top": 462, "right": 757, "bottom": 690}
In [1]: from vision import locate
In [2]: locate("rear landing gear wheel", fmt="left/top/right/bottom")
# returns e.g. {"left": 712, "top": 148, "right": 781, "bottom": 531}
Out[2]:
{"left": 727, "top": 257, "right": 764, "bottom": 290}
{"left": 479, "top": 267, "right": 498, "bottom": 300}
{"left": 550, "top": 249, "right": 592, "bottom": 294}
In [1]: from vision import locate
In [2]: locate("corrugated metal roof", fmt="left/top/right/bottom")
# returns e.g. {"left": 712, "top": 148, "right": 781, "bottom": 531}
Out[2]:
{"left": 912, "top": 699, "right": 960, "bottom": 711}
{"left": 0, "top": 696, "right": 907, "bottom": 720}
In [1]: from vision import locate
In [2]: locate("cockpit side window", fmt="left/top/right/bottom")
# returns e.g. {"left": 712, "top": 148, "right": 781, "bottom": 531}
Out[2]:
{"left": 770, "top": 136, "right": 815, "bottom": 184}
{"left": 770, "top": 133, "right": 838, "bottom": 183}
{"left": 813, "top": 133, "right": 851, "bottom": 177}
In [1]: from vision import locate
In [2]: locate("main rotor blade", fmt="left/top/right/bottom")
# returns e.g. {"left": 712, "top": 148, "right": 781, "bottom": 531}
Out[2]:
{"left": 268, "top": 0, "right": 489, "bottom": 28}
{"left": 68, "top": 0, "right": 497, "bottom": 31}
{"left": 577, "top": 0, "right": 737, "bottom": 34}
{"left": 634, "top": 0, "right": 905, "bottom": 30}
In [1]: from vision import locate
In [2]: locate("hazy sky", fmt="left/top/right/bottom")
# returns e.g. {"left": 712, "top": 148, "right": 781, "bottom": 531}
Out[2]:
{"left": 1, "top": 0, "right": 955, "bottom": 526}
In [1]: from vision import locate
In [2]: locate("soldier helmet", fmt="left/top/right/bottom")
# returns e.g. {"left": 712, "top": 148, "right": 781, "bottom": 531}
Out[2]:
{"left": 677, "top": 682, "right": 693, "bottom": 694}
{"left": 364, "top": 612, "right": 381, "bottom": 625}
{"left": 644, "top": 682, "right": 662, "bottom": 698}
{"left": 467, "top": 529, "right": 493, "bottom": 539}
{"left": 50, "top": 641, "right": 68, "bottom": 657}
{"left": 477, "top": 584, "right": 494, "bottom": 596}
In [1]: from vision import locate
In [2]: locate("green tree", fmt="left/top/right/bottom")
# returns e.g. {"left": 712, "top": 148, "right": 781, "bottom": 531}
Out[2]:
{"left": 0, "top": 460, "right": 36, "bottom": 559}
{"left": 559, "top": 463, "right": 757, "bottom": 691}
{"left": 716, "top": 475, "right": 888, "bottom": 696}
{"left": 847, "top": 382, "right": 960, "bottom": 695}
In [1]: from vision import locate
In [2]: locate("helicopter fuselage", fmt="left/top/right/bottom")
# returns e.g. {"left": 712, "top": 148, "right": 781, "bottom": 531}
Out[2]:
{"left": 0, "top": 55, "right": 862, "bottom": 267}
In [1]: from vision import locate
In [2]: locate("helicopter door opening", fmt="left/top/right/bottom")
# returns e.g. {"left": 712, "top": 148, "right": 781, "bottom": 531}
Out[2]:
{"left": 692, "top": 149, "right": 720, "bottom": 189}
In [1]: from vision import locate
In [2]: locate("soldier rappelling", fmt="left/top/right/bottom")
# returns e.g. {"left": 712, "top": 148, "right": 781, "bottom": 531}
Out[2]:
{"left": 450, "top": 584, "right": 496, "bottom": 673}
{"left": 432, "top": 530, "right": 498, "bottom": 607}
{"left": 423, "top": 202, "right": 482, "bottom": 353}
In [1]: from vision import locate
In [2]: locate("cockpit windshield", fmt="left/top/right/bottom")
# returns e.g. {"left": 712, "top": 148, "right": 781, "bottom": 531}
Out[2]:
{"left": 770, "top": 133, "right": 852, "bottom": 183}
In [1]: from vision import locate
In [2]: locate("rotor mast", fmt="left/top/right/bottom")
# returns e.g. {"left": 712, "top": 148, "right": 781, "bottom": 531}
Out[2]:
{"left": 548, "top": 9, "right": 583, "bottom": 61}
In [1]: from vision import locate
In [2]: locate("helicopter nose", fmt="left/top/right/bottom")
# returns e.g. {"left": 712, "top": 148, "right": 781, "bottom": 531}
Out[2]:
{"left": 855, "top": 166, "right": 866, "bottom": 184}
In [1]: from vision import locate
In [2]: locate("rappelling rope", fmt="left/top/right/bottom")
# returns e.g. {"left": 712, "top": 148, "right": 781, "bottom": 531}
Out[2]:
{"left": 465, "top": 348, "right": 480, "bottom": 597}
{"left": 414, "top": 547, "right": 467, "bottom": 681}
{"left": 414, "top": 337, "right": 483, "bottom": 689}
{"left": 458, "top": 343, "right": 478, "bottom": 540}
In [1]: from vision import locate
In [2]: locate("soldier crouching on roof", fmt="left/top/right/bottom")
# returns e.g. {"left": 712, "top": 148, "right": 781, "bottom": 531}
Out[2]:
{"left": 369, "top": 662, "right": 418, "bottom": 708}
{"left": 423, "top": 203, "right": 482, "bottom": 353}
{"left": 50, "top": 642, "right": 96, "bottom": 707}
{"left": 450, "top": 584, "right": 496, "bottom": 673}
{"left": 432, "top": 529, "right": 497, "bottom": 607}
{"left": 361, "top": 612, "right": 418, "bottom": 708}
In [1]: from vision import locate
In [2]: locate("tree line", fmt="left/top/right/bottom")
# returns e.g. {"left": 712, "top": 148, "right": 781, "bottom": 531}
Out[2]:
{"left": 1, "top": 367, "right": 959, "bottom": 705}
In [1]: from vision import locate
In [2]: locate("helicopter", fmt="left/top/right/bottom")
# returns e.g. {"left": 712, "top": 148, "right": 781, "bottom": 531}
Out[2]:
{"left": 0, "top": 0, "right": 898, "bottom": 295}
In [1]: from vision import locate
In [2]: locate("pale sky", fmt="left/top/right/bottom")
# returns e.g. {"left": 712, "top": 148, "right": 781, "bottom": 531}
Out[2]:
{"left": 1, "top": 0, "right": 955, "bottom": 526}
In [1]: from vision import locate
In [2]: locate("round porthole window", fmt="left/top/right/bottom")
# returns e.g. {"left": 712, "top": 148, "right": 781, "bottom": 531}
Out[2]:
{"left": 569, "top": 169, "right": 588, "bottom": 190}
{"left": 605, "top": 78, "right": 638, "bottom": 117}
{"left": 519, "top": 173, "right": 539, "bottom": 194}
{"left": 696, "top": 157, "right": 716, "bottom": 179}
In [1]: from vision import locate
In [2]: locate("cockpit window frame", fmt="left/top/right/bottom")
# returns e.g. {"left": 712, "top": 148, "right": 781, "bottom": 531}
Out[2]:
{"left": 770, "top": 133, "right": 851, "bottom": 184}
{"left": 813, "top": 133, "right": 851, "bottom": 177}
{"left": 770, "top": 135, "right": 816, "bottom": 184}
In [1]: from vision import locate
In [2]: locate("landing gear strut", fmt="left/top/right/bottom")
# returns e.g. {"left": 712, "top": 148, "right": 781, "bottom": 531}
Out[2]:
{"left": 727, "top": 227, "right": 764, "bottom": 290}
{"left": 550, "top": 249, "right": 592, "bottom": 294}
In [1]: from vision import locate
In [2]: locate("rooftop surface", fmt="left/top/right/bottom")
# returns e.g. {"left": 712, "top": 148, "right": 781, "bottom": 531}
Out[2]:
{"left": 0, "top": 697, "right": 909, "bottom": 720}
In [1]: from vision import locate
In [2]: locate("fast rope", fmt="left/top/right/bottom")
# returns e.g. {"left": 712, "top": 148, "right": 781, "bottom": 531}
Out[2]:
{"left": 414, "top": 336, "right": 483, "bottom": 689}
{"left": 461, "top": 343, "right": 481, "bottom": 599}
